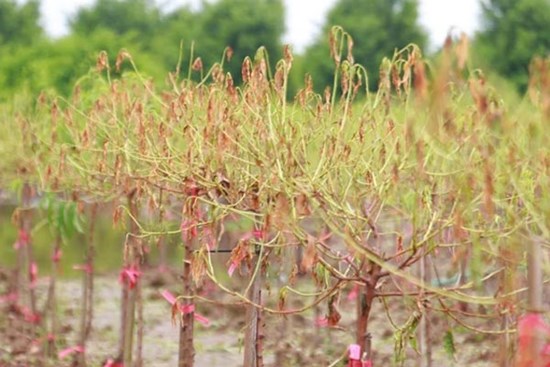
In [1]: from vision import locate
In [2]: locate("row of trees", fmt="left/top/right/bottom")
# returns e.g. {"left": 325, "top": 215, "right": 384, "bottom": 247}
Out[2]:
{"left": 0, "top": 0, "right": 549, "bottom": 99}
{"left": 2, "top": 30, "right": 549, "bottom": 365}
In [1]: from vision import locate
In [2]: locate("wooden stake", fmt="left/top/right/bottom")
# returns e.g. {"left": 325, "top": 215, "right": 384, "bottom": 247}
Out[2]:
{"left": 119, "top": 192, "right": 142, "bottom": 366}
{"left": 243, "top": 254, "right": 263, "bottom": 367}
{"left": 178, "top": 238, "right": 195, "bottom": 367}
{"left": 527, "top": 237, "right": 544, "bottom": 367}
{"left": 77, "top": 203, "right": 97, "bottom": 367}
{"left": 418, "top": 254, "right": 432, "bottom": 367}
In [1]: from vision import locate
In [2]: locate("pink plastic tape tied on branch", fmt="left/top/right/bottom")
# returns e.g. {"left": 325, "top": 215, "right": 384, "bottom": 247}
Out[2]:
{"left": 348, "top": 344, "right": 372, "bottom": 367}
{"left": 160, "top": 290, "right": 210, "bottom": 326}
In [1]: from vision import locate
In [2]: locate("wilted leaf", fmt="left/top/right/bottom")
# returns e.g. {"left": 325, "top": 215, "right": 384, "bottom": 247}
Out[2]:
{"left": 273, "top": 192, "right": 290, "bottom": 230}
{"left": 300, "top": 235, "right": 317, "bottom": 272}
{"left": 327, "top": 310, "right": 341, "bottom": 326}
{"left": 295, "top": 193, "right": 311, "bottom": 216}
{"left": 191, "top": 251, "right": 206, "bottom": 286}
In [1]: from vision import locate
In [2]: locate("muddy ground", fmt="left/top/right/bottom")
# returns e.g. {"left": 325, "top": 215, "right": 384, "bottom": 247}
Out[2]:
{"left": 0, "top": 268, "right": 502, "bottom": 367}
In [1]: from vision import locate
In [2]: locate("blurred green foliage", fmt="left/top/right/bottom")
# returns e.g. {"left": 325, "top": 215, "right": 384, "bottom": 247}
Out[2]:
{"left": 0, "top": 0, "right": 548, "bottom": 99}
{"left": 196, "top": 0, "right": 285, "bottom": 82}
{"left": 70, "top": 0, "right": 162, "bottom": 40}
{"left": 302, "top": 0, "right": 428, "bottom": 91}
{"left": 475, "top": 0, "right": 550, "bottom": 92}
{"left": 0, "top": 0, "right": 42, "bottom": 46}
{"left": 0, "top": 204, "right": 125, "bottom": 276}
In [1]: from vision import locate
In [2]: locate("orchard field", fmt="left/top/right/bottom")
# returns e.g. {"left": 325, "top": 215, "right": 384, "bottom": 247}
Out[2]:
{"left": 0, "top": 28, "right": 549, "bottom": 367}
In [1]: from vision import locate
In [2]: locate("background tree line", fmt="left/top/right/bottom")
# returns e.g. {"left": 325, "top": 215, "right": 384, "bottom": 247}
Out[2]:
{"left": 0, "top": 0, "right": 548, "bottom": 100}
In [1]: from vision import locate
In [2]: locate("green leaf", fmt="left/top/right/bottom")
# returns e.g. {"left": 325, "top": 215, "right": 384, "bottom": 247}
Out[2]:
{"left": 409, "top": 335, "right": 418, "bottom": 353}
{"left": 63, "top": 202, "right": 76, "bottom": 238}
{"left": 394, "top": 311, "right": 421, "bottom": 366}
{"left": 9, "top": 178, "right": 24, "bottom": 202}
{"left": 72, "top": 208, "right": 85, "bottom": 234}
{"left": 443, "top": 329, "right": 456, "bottom": 360}
{"left": 56, "top": 201, "right": 66, "bottom": 233}
{"left": 63, "top": 201, "right": 85, "bottom": 237}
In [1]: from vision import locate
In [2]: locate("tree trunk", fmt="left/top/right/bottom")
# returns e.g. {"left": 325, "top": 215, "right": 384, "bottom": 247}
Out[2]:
{"left": 243, "top": 262, "right": 263, "bottom": 367}
{"left": 15, "top": 183, "right": 37, "bottom": 335}
{"left": 418, "top": 254, "right": 432, "bottom": 367}
{"left": 527, "top": 238, "right": 544, "bottom": 367}
{"left": 356, "top": 262, "right": 379, "bottom": 356}
{"left": 77, "top": 204, "right": 97, "bottom": 367}
{"left": 45, "top": 233, "right": 61, "bottom": 359}
{"left": 178, "top": 238, "right": 195, "bottom": 367}
{"left": 136, "top": 280, "right": 144, "bottom": 367}
{"left": 119, "top": 193, "right": 142, "bottom": 366}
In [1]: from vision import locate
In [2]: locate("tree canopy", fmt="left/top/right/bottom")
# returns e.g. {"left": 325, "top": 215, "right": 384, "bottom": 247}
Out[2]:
{"left": 0, "top": 0, "right": 42, "bottom": 46}
{"left": 303, "top": 0, "right": 428, "bottom": 91}
{"left": 476, "top": 0, "right": 550, "bottom": 91}
{"left": 195, "top": 0, "right": 285, "bottom": 81}
{"left": 70, "top": 0, "right": 162, "bottom": 44}
{"left": 0, "top": 0, "right": 548, "bottom": 99}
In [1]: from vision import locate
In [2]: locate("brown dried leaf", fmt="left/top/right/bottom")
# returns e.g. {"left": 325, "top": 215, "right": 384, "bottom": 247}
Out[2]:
{"left": 171, "top": 302, "right": 180, "bottom": 325}
{"left": 295, "top": 193, "right": 311, "bottom": 217}
{"left": 115, "top": 50, "right": 132, "bottom": 72}
{"left": 456, "top": 33, "right": 469, "bottom": 71}
{"left": 191, "top": 251, "right": 206, "bottom": 286}
{"left": 226, "top": 46, "right": 234, "bottom": 62}
{"left": 112, "top": 205, "right": 123, "bottom": 228}
{"left": 300, "top": 235, "right": 317, "bottom": 273}
{"left": 347, "top": 36, "right": 354, "bottom": 64}
{"left": 228, "top": 239, "right": 251, "bottom": 275}
{"left": 241, "top": 58, "right": 252, "bottom": 83}
{"left": 273, "top": 192, "right": 290, "bottom": 230}
{"left": 96, "top": 51, "right": 109, "bottom": 72}
{"left": 413, "top": 57, "right": 428, "bottom": 101}
{"left": 327, "top": 295, "right": 341, "bottom": 326}
{"left": 192, "top": 57, "right": 203, "bottom": 72}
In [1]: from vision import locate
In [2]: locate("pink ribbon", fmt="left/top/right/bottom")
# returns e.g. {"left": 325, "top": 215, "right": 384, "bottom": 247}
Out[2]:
{"left": 227, "top": 262, "right": 238, "bottom": 277}
{"left": 0, "top": 292, "right": 18, "bottom": 303}
{"left": 160, "top": 290, "right": 210, "bottom": 326}
{"left": 315, "top": 317, "right": 329, "bottom": 327}
{"left": 19, "top": 305, "right": 41, "bottom": 324}
{"left": 52, "top": 247, "right": 62, "bottom": 263}
{"left": 30, "top": 262, "right": 38, "bottom": 288}
{"left": 119, "top": 266, "right": 141, "bottom": 289}
{"left": 348, "top": 344, "right": 372, "bottom": 367}
{"left": 103, "top": 358, "right": 124, "bottom": 367}
{"left": 14, "top": 229, "right": 30, "bottom": 249}
{"left": 517, "top": 313, "right": 550, "bottom": 367}
{"left": 58, "top": 345, "right": 84, "bottom": 359}
{"left": 347, "top": 284, "right": 359, "bottom": 301}
{"left": 252, "top": 229, "right": 265, "bottom": 241}
{"left": 181, "top": 218, "right": 198, "bottom": 242}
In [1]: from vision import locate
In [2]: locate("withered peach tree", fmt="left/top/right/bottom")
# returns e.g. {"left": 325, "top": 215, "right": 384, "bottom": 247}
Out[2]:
{"left": 2, "top": 27, "right": 549, "bottom": 367}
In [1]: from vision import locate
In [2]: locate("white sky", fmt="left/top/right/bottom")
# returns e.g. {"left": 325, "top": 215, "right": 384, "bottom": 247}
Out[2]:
{"left": 33, "top": 0, "right": 481, "bottom": 52}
